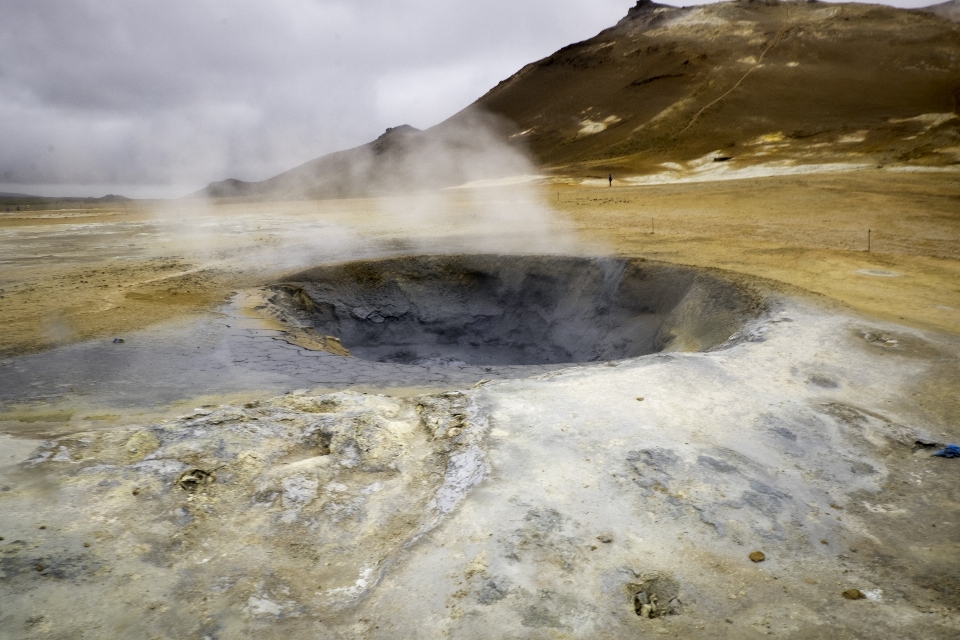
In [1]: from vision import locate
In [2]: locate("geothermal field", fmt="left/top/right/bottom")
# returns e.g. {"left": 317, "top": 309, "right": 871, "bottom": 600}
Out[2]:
{"left": 2, "top": 1, "right": 960, "bottom": 638}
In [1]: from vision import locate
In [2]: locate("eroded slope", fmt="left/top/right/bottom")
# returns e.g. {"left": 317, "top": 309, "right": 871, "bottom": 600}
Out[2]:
{"left": 473, "top": 0, "right": 960, "bottom": 175}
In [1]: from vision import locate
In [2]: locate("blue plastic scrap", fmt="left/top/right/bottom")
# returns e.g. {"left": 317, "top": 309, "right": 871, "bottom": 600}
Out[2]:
{"left": 933, "top": 444, "right": 960, "bottom": 458}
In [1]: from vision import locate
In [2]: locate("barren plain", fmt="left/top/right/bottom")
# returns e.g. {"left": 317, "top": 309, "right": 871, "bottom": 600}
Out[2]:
{"left": 2, "top": 0, "right": 960, "bottom": 637}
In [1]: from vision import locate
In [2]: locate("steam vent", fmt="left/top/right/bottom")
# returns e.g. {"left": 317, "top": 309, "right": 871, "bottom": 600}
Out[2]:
{"left": 271, "top": 255, "right": 763, "bottom": 366}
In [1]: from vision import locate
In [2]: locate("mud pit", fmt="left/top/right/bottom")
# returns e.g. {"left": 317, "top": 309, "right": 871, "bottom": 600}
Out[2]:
{"left": 0, "top": 257, "right": 759, "bottom": 415}
{"left": 271, "top": 255, "right": 761, "bottom": 366}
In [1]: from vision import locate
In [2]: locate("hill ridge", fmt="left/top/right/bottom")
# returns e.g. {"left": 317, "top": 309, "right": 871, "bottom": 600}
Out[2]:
{"left": 193, "top": 0, "right": 960, "bottom": 199}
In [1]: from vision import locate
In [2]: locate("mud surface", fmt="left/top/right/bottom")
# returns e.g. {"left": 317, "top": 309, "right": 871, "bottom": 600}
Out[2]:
{"left": 1, "top": 297, "right": 958, "bottom": 638}
{"left": 0, "top": 292, "right": 567, "bottom": 420}
{"left": 271, "top": 255, "right": 763, "bottom": 366}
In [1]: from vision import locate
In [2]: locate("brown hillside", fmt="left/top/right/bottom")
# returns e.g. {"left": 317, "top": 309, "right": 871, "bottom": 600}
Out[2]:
{"left": 470, "top": 0, "right": 960, "bottom": 177}
{"left": 923, "top": 0, "right": 960, "bottom": 23}
{"left": 193, "top": 0, "right": 960, "bottom": 198}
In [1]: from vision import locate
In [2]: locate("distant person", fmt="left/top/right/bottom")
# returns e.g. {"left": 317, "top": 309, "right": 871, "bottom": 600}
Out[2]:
{"left": 608, "top": 174, "right": 613, "bottom": 187}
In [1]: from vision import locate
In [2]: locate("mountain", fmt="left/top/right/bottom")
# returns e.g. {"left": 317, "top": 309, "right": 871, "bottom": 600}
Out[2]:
{"left": 922, "top": 0, "right": 960, "bottom": 23}
{"left": 0, "top": 193, "right": 131, "bottom": 203}
{"left": 194, "top": 125, "right": 423, "bottom": 199}
{"left": 193, "top": 0, "right": 960, "bottom": 199}
{"left": 0, "top": 192, "right": 39, "bottom": 199}
{"left": 190, "top": 117, "right": 532, "bottom": 200}
{"left": 471, "top": 0, "right": 960, "bottom": 176}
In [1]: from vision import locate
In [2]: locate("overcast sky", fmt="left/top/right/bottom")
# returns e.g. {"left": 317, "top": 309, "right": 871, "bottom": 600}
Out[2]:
{"left": 0, "top": 0, "right": 943, "bottom": 198}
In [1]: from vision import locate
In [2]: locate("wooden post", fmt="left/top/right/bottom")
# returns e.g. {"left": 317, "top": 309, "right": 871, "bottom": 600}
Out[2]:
{"left": 868, "top": 229, "right": 871, "bottom": 252}
{"left": 652, "top": 218, "right": 655, "bottom": 235}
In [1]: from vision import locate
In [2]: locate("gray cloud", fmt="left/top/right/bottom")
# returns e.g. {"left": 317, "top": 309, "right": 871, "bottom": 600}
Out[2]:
{"left": 0, "top": 0, "right": 939, "bottom": 197}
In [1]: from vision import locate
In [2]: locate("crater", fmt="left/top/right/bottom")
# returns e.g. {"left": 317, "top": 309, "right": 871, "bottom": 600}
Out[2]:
{"left": 270, "top": 255, "right": 763, "bottom": 367}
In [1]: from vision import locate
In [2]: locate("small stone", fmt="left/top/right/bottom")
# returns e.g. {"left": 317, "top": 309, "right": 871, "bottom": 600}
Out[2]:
{"left": 132, "top": 488, "right": 140, "bottom": 496}
{"left": 639, "top": 603, "right": 653, "bottom": 619}
{"left": 635, "top": 591, "right": 649, "bottom": 606}
{"left": 668, "top": 597, "right": 681, "bottom": 614}
{"left": 636, "top": 397, "right": 644, "bottom": 401}
{"left": 83, "top": 542, "right": 90, "bottom": 547}
{"left": 596, "top": 533, "right": 613, "bottom": 543}
{"left": 820, "top": 540, "right": 828, "bottom": 545}
{"left": 35, "top": 564, "right": 44, "bottom": 572}
{"left": 749, "top": 551, "right": 765, "bottom": 562}
{"left": 38, "top": 525, "right": 46, "bottom": 530}
{"left": 177, "top": 469, "right": 214, "bottom": 492}
{"left": 842, "top": 589, "right": 865, "bottom": 600}
{"left": 725, "top": 618, "right": 734, "bottom": 624}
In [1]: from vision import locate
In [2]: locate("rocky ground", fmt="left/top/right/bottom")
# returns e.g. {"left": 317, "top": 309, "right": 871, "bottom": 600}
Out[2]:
{"left": 1, "top": 166, "right": 959, "bottom": 638}
{"left": 1, "top": 291, "right": 958, "bottom": 638}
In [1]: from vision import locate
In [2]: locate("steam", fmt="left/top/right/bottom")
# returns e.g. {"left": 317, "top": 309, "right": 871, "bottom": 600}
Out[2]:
{"left": 148, "top": 109, "right": 591, "bottom": 276}
{"left": 362, "top": 109, "right": 585, "bottom": 256}
{"left": 0, "top": 1, "right": 639, "bottom": 199}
